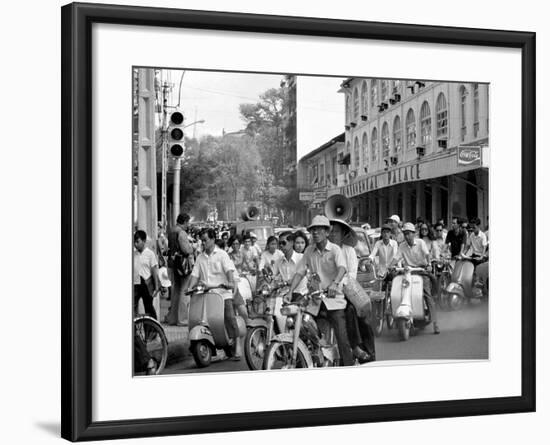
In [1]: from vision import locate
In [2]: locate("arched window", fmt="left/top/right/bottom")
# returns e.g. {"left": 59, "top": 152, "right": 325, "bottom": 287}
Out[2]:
{"left": 420, "top": 101, "right": 432, "bottom": 149}
{"left": 354, "top": 137, "right": 360, "bottom": 169}
{"left": 382, "top": 122, "right": 390, "bottom": 158}
{"left": 353, "top": 87, "right": 359, "bottom": 122}
{"left": 370, "top": 80, "right": 379, "bottom": 109}
{"left": 393, "top": 115, "right": 402, "bottom": 154}
{"left": 361, "top": 81, "right": 368, "bottom": 116}
{"left": 460, "top": 85, "right": 468, "bottom": 141}
{"left": 380, "top": 80, "right": 388, "bottom": 102}
{"left": 345, "top": 95, "right": 350, "bottom": 123}
{"left": 474, "top": 84, "right": 480, "bottom": 137}
{"left": 436, "top": 92, "right": 448, "bottom": 139}
{"left": 406, "top": 108, "right": 416, "bottom": 150}
{"left": 371, "top": 127, "right": 378, "bottom": 162}
{"left": 361, "top": 132, "right": 368, "bottom": 172}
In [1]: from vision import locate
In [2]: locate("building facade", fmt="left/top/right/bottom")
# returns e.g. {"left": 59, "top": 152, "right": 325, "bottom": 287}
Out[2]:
{"left": 298, "top": 78, "right": 489, "bottom": 228}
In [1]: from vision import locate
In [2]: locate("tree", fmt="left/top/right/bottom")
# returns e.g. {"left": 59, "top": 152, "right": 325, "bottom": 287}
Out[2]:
{"left": 239, "top": 88, "right": 286, "bottom": 180}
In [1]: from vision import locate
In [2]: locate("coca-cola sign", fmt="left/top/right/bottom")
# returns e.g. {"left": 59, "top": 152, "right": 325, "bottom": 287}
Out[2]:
{"left": 458, "top": 146, "right": 482, "bottom": 166}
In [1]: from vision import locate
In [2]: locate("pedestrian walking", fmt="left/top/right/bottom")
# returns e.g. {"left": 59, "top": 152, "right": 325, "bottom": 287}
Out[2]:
{"left": 133, "top": 230, "right": 160, "bottom": 319}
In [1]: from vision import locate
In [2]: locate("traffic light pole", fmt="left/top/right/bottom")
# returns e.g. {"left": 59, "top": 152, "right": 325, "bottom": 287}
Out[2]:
{"left": 173, "top": 157, "right": 181, "bottom": 226}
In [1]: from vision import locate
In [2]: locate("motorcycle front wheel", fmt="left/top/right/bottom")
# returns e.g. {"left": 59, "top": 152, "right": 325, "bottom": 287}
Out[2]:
{"left": 397, "top": 319, "right": 410, "bottom": 341}
{"left": 448, "top": 293, "right": 465, "bottom": 311}
{"left": 244, "top": 326, "right": 267, "bottom": 370}
{"left": 191, "top": 340, "right": 213, "bottom": 368}
{"left": 263, "top": 341, "right": 309, "bottom": 370}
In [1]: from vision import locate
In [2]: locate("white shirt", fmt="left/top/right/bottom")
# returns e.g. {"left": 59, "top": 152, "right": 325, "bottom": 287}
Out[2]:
{"left": 135, "top": 247, "right": 158, "bottom": 282}
{"left": 341, "top": 244, "right": 358, "bottom": 281}
{"left": 467, "top": 230, "right": 488, "bottom": 256}
{"left": 369, "top": 239, "right": 398, "bottom": 274}
{"left": 272, "top": 251, "right": 307, "bottom": 295}
{"left": 259, "top": 249, "right": 284, "bottom": 270}
{"left": 191, "top": 246, "right": 236, "bottom": 300}
{"left": 394, "top": 238, "right": 430, "bottom": 267}
{"left": 251, "top": 243, "right": 263, "bottom": 257}
{"left": 297, "top": 240, "right": 347, "bottom": 312}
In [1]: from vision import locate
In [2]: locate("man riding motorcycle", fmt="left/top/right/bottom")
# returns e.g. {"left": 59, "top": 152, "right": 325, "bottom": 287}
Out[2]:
{"left": 389, "top": 222, "right": 440, "bottom": 335}
{"left": 186, "top": 228, "right": 242, "bottom": 359}
{"left": 287, "top": 215, "right": 355, "bottom": 366}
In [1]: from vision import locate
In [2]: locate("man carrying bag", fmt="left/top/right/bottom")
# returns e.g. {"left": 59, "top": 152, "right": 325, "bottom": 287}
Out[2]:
{"left": 165, "top": 213, "right": 194, "bottom": 326}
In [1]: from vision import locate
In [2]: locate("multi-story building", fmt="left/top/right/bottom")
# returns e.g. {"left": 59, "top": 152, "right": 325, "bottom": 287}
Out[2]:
{"left": 298, "top": 78, "right": 489, "bottom": 228}
{"left": 297, "top": 133, "right": 345, "bottom": 224}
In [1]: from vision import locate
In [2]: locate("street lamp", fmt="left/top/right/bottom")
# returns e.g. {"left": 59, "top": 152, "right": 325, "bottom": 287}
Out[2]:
{"left": 184, "top": 119, "right": 205, "bottom": 140}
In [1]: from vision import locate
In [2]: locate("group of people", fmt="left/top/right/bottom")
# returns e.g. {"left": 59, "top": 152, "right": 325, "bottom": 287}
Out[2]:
{"left": 133, "top": 210, "right": 488, "bottom": 371}
{"left": 368, "top": 214, "right": 489, "bottom": 335}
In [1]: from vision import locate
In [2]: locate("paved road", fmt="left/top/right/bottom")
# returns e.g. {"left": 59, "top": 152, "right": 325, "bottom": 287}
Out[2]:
{"left": 162, "top": 301, "right": 488, "bottom": 375}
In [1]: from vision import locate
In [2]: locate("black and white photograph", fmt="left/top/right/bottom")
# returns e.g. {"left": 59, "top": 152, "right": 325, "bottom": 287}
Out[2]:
{"left": 133, "top": 69, "right": 490, "bottom": 376}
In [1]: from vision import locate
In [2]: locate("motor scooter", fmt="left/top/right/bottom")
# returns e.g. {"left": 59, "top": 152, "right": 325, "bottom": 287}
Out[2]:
{"left": 389, "top": 267, "right": 433, "bottom": 341}
{"left": 187, "top": 284, "right": 247, "bottom": 368}
{"left": 444, "top": 254, "right": 487, "bottom": 310}
{"left": 263, "top": 289, "right": 341, "bottom": 369}
{"left": 243, "top": 272, "right": 289, "bottom": 370}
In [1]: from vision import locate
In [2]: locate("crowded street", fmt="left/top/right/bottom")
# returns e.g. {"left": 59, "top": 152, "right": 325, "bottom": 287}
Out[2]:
{"left": 132, "top": 70, "right": 490, "bottom": 377}
{"left": 162, "top": 301, "right": 488, "bottom": 374}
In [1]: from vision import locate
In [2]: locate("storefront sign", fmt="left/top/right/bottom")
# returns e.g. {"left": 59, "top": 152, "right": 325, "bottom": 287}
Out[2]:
{"left": 299, "top": 192, "right": 313, "bottom": 201}
{"left": 313, "top": 188, "right": 327, "bottom": 201}
{"left": 458, "top": 146, "right": 482, "bottom": 166}
{"left": 341, "top": 163, "right": 421, "bottom": 198}
{"left": 340, "top": 148, "right": 488, "bottom": 199}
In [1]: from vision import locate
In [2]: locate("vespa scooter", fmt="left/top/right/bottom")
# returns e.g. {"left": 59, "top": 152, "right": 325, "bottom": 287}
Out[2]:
{"left": 187, "top": 284, "right": 246, "bottom": 368}
{"left": 390, "top": 267, "right": 433, "bottom": 341}
{"left": 444, "top": 254, "right": 487, "bottom": 310}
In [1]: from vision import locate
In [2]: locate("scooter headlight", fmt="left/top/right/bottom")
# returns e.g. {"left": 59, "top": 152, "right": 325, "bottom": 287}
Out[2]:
{"left": 285, "top": 317, "right": 295, "bottom": 329}
{"left": 402, "top": 279, "right": 410, "bottom": 288}
{"left": 261, "top": 286, "right": 270, "bottom": 297}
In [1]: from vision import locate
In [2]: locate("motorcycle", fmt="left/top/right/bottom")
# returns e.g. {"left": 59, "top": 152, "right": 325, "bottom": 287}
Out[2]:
{"left": 243, "top": 272, "right": 289, "bottom": 370}
{"left": 358, "top": 258, "right": 388, "bottom": 337}
{"left": 389, "top": 267, "right": 433, "bottom": 341}
{"left": 263, "top": 289, "right": 341, "bottom": 370}
{"left": 187, "top": 284, "right": 247, "bottom": 368}
{"left": 444, "top": 254, "right": 488, "bottom": 310}
{"left": 431, "top": 254, "right": 452, "bottom": 309}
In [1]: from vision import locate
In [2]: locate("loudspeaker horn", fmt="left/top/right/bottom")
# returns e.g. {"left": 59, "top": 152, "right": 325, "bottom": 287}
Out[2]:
{"left": 241, "top": 206, "right": 260, "bottom": 221}
{"left": 324, "top": 194, "right": 352, "bottom": 221}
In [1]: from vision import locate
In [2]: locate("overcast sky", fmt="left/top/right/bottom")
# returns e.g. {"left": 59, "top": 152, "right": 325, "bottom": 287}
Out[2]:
{"left": 163, "top": 69, "right": 344, "bottom": 160}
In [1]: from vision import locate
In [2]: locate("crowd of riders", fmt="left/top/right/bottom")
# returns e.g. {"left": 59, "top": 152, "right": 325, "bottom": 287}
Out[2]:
{"left": 133, "top": 211, "right": 488, "bottom": 371}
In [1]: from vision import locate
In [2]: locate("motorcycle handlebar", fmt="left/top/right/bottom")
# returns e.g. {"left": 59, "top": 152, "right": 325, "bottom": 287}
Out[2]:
{"left": 185, "top": 284, "right": 231, "bottom": 295}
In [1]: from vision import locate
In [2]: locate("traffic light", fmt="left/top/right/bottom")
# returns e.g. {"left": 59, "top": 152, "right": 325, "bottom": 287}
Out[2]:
{"left": 168, "top": 110, "right": 185, "bottom": 157}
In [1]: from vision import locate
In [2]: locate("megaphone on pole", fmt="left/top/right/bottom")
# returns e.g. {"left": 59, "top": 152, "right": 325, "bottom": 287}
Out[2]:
{"left": 324, "top": 194, "right": 352, "bottom": 222}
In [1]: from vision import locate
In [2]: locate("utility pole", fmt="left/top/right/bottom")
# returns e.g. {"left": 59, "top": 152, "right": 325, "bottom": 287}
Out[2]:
{"left": 160, "top": 79, "right": 169, "bottom": 231}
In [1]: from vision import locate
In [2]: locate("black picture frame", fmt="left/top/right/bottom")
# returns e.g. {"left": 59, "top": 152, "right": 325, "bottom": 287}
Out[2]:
{"left": 61, "top": 2, "right": 536, "bottom": 441}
